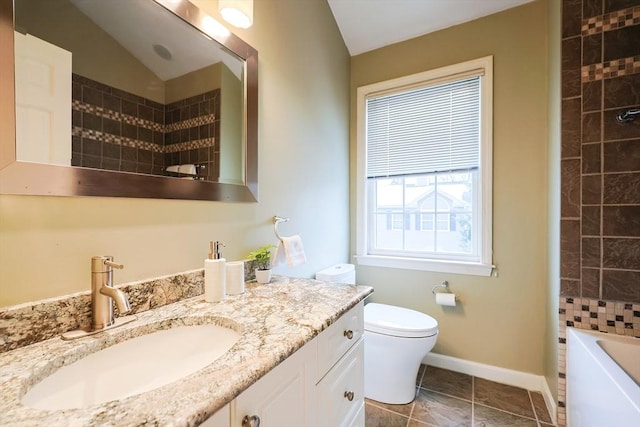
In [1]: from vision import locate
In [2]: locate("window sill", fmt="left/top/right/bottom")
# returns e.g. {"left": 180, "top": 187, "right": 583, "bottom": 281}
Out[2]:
{"left": 354, "top": 255, "right": 494, "bottom": 277}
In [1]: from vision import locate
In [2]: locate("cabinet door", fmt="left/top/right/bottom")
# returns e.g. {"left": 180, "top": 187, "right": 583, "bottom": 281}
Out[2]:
{"left": 232, "top": 341, "right": 317, "bottom": 427}
{"left": 317, "top": 339, "right": 364, "bottom": 427}
{"left": 317, "top": 302, "right": 363, "bottom": 382}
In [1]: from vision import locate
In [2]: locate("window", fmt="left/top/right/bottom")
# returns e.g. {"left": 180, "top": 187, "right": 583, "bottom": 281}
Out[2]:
{"left": 355, "top": 57, "right": 494, "bottom": 276}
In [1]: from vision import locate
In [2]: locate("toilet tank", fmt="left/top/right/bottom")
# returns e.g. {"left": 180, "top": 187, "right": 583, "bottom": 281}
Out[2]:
{"left": 315, "top": 264, "right": 356, "bottom": 284}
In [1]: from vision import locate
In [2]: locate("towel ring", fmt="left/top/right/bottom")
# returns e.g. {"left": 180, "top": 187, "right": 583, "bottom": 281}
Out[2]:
{"left": 273, "top": 216, "right": 289, "bottom": 241}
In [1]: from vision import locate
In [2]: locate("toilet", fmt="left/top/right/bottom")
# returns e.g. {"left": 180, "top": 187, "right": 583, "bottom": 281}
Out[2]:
{"left": 316, "top": 264, "right": 439, "bottom": 405}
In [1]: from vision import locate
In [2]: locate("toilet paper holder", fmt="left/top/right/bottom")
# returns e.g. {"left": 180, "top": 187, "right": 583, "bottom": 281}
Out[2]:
{"left": 432, "top": 281, "right": 450, "bottom": 294}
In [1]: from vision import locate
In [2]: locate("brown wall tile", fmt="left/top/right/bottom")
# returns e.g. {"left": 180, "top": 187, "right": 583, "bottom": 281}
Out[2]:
{"left": 562, "top": 159, "right": 581, "bottom": 217}
{"left": 561, "top": 279, "right": 581, "bottom": 297}
{"left": 103, "top": 142, "right": 120, "bottom": 160}
{"left": 562, "top": 220, "right": 581, "bottom": 278}
{"left": 582, "top": 81, "right": 602, "bottom": 112}
{"left": 603, "top": 238, "right": 640, "bottom": 269}
{"left": 603, "top": 206, "right": 640, "bottom": 236}
{"left": 82, "top": 112, "right": 102, "bottom": 132}
{"left": 582, "top": 174, "right": 601, "bottom": 204}
{"left": 605, "top": 0, "right": 640, "bottom": 14}
{"left": 82, "top": 86, "right": 103, "bottom": 107}
{"left": 604, "top": 74, "right": 640, "bottom": 109}
{"left": 582, "top": 143, "right": 601, "bottom": 173}
{"left": 83, "top": 138, "right": 101, "bottom": 157}
{"left": 602, "top": 269, "right": 640, "bottom": 303}
{"left": 603, "top": 25, "right": 640, "bottom": 62}
{"left": 582, "top": 237, "right": 601, "bottom": 267}
{"left": 582, "top": 34, "right": 603, "bottom": 66}
{"left": 563, "top": 69, "right": 582, "bottom": 98}
{"left": 604, "top": 139, "right": 640, "bottom": 172}
{"left": 563, "top": 0, "right": 583, "bottom": 38}
{"left": 603, "top": 109, "right": 640, "bottom": 141}
{"left": 582, "top": 112, "right": 602, "bottom": 143}
{"left": 582, "top": 205, "right": 601, "bottom": 235}
{"left": 581, "top": 268, "right": 601, "bottom": 299}
{"left": 603, "top": 172, "right": 640, "bottom": 204}
{"left": 103, "top": 94, "right": 121, "bottom": 113}
{"left": 562, "top": 37, "right": 582, "bottom": 72}
{"left": 584, "top": 0, "right": 603, "bottom": 17}
{"left": 562, "top": 98, "right": 582, "bottom": 157}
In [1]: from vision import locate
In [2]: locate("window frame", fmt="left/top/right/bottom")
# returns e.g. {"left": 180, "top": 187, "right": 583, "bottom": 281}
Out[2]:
{"left": 355, "top": 56, "right": 494, "bottom": 277}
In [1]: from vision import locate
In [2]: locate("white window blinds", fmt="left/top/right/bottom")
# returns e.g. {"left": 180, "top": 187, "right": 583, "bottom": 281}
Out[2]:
{"left": 366, "top": 76, "right": 480, "bottom": 178}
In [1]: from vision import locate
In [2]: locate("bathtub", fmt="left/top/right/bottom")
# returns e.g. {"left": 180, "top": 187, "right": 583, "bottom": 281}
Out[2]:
{"left": 567, "top": 327, "right": 640, "bottom": 427}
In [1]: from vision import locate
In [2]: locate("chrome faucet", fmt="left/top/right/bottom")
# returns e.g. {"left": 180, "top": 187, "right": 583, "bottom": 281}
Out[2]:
{"left": 91, "top": 256, "right": 131, "bottom": 330}
{"left": 62, "top": 256, "right": 136, "bottom": 340}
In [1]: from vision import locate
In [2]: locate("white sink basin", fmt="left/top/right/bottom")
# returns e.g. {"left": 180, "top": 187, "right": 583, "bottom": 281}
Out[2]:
{"left": 21, "top": 324, "right": 240, "bottom": 410}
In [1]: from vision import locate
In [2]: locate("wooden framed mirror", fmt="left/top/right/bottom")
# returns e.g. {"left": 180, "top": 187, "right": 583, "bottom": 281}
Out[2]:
{"left": 0, "top": 0, "right": 258, "bottom": 201}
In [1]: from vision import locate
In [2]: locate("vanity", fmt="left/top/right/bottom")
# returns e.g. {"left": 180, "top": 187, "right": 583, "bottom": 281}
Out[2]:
{"left": 0, "top": 275, "right": 372, "bottom": 426}
{"left": 0, "top": 1, "right": 371, "bottom": 423}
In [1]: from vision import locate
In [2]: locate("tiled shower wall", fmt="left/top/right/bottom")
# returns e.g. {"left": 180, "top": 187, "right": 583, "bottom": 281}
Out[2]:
{"left": 559, "top": 0, "right": 640, "bottom": 424}
{"left": 71, "top": 74, "right": 220, "bottom": 181}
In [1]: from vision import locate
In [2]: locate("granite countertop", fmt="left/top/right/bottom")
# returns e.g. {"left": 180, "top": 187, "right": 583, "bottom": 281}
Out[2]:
{"left": 0, "top": 276, "right": 372, "bottom": 426}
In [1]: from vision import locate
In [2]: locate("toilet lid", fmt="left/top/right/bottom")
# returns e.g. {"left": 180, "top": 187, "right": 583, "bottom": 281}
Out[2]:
{"left": 364, "top": 303, "right": 438, "bottom": 338}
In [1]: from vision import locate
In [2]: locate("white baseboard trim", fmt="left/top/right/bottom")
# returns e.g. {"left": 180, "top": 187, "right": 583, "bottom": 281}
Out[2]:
{"left": 540, "top": 375, "right": 558, "bottom": 424}
{"left": 423, "top": 353, "right": 557, "bottom": 423}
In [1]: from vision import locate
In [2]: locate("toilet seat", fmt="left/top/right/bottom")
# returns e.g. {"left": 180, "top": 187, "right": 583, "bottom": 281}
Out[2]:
{"left": 364, "top": 303, "right": 438, "bottom": 338}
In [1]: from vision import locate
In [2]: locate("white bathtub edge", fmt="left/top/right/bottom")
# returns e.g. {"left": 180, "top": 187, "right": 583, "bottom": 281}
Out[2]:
{"left": 566, "top": 327, "right": 640, "bottom": 426}
{"left": 423, "top": 352, "right": 556, "bottom": 422}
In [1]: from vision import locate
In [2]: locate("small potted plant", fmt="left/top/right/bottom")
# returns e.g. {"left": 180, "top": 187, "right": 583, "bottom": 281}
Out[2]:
{"left": 247, "top": 244, "right": 276, "bottom": 284}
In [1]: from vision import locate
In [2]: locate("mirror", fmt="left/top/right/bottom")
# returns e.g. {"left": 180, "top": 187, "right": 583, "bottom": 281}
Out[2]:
{"left": 0, "top": 0, "right": 258, "bottom": 201}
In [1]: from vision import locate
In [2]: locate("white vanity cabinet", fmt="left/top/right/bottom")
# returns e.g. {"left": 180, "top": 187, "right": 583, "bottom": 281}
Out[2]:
{"left": 231, "top": 340, "right": 317, "bottom": 427}
{"left": 315, "top": 301, "right": 364, "bottom": 427}
{"left": 204, "top": 301, "right": 365, "bottom": 427}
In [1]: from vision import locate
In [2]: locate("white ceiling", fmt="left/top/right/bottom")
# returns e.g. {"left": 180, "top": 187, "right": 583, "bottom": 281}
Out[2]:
{"left": 71, "top": 0, "right": 243, "bottom": 81}
{"left": 327, "top": 0, "right": 535, "bottom": 56}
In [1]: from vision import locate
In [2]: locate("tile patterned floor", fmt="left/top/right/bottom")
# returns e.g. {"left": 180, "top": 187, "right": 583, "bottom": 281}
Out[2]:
{"left": 365, "top": 365, "right": 555, "bottom": 427}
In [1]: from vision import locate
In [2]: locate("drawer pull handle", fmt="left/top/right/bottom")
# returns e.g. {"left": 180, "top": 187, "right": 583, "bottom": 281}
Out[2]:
{"left": 242, "top": 415, "right": 261, "bottom": 427}
{"left": 344, "top": 390, "right": 355, "bottom": 401}
{"left": 344, "top": 329, "right": 354, "bottom": 339}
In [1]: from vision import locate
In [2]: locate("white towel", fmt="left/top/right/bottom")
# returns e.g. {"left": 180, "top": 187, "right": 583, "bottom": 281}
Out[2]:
{"left": 273, "top": 235, "right": 307, "bottom": 268}
{"left": 178, "top": 164, "right": 197, "bottom": 175}
{"left": 166, "top": 165, "right": 180, "bottom": 173}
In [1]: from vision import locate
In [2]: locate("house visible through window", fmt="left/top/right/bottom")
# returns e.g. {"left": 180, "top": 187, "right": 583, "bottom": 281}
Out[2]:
{"left": 355, "top": 56, "right": 494, "bottom": 276}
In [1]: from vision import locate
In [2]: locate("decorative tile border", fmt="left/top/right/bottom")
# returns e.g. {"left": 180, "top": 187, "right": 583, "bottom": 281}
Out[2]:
{"left": 556, "top": 297, "right": 640, "bottom": 425}
{"left": 581, "top": 55, "right": 640, "bottom": 82}
{"left": 559, "top": 297, "right": 640, "bottom": 336}
{"left": 72, "top": 126, "right": 164, "bottom": 152}
{"left": 164, "top": 137, "right": 215, "bottom": 153}
{"left": 73, "top": 100, "right": 216, "bottom": 134}
{"left": 72, "top": 126, "right": 215, "bottom": 154}
{"left": 72, "top": 99, "right": 165, "bottom": 132}
{"left": 582, "top": 6, "right": 640, "bottom": 35}
{"left": 166, "top": 115, "right": 216, "bottom": 133}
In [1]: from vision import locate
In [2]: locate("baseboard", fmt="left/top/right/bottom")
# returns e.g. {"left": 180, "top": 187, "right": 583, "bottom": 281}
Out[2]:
{"left": 423, "top": 353, "right": 557, "bottom": 423}
{"left": 540, "top": 375, "right": 558, "bottom": 424}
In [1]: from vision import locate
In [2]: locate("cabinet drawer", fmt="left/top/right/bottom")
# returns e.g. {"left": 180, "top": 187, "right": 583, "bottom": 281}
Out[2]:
{"left": 317, "top": 301, "right": 363, "bottom": 380}
{"left": 317, "top": 338, "right": 364, "bottom": 427}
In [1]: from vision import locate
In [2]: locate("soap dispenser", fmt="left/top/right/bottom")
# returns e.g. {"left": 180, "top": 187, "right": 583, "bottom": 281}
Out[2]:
{"left": 204, "top": 241, "right": 226, "bottom": 302}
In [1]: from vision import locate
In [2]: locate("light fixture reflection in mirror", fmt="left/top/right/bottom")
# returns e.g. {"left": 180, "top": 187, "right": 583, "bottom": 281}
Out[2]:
{"left": 218, "top": 0, "right": 253, "bottom": 29}
{"left": 0, "top": 0, "right": 258, "bottom": 202}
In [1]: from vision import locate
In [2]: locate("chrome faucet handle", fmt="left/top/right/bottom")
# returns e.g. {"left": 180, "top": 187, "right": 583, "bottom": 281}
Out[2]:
{"left": 104, "top": 260, "right": 124, "bottom": 269}
{"left": 91, "top": 256, "right": 124, "bottom": 273}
